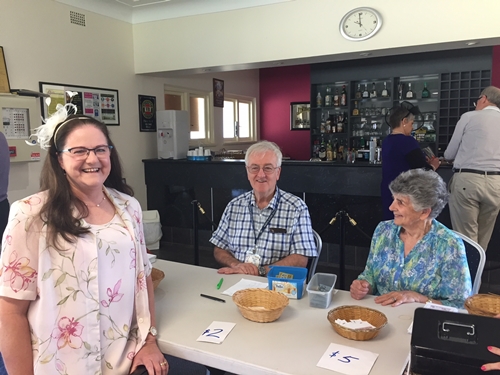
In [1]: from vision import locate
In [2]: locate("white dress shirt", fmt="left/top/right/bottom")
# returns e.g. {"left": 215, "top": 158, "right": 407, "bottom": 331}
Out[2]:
{"left": 444, "top": 105, "right": 500, "bottom": 171}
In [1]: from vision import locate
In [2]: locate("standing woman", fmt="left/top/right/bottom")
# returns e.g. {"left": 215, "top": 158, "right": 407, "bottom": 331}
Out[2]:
{"left": 381, "top": 102, "right": 440, "bottom": 220}
{"left": 0, "top": 103, "right": 168, "bottom": 374}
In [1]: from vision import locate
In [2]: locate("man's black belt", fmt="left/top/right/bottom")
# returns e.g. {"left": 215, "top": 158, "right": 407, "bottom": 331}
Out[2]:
{"left": 453, "top": 168, "right": 500, "bottom": 176}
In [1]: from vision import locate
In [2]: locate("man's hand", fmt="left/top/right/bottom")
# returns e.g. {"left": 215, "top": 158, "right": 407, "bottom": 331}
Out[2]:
{"left": 350, "top": 279, "right": 371, "bottom": 300}
{"left": 217, "top": 262, "right": 259, "bottom": 275}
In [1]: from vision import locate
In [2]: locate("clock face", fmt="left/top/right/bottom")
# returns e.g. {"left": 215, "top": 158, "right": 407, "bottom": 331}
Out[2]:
{"left": 340, "top": 8, "right": 382, "bottom": 41}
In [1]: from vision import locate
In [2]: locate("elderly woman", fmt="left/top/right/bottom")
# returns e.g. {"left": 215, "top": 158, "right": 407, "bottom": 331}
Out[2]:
{"left": 381, "top": 102, "right": 440, "bottom": 220}
{"left": 351, "top": 169, "right": 472, "bottom": 308}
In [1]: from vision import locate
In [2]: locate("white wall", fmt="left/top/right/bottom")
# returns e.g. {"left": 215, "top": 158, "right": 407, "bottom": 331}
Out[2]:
{"left": 133, "top": 0, "right": 500, "bottom": 74}
{"left": 2, "top": 0, "right": 259, "bottom": 206}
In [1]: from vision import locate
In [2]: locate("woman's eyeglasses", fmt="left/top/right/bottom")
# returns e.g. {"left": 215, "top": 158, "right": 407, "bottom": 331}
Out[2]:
{"left": 246, "top": 165, "right": 279, "bottom": 175}
{"left": 59, "top": 145, "right": 113, "bottom": 160}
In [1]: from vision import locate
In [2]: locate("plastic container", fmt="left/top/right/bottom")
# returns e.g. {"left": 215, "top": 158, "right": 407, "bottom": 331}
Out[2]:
{"left": 267, "top": 266, "right": 308, "bottom": 299}
{"left": 306, "top": 273, "right": 337, "bottom": 308}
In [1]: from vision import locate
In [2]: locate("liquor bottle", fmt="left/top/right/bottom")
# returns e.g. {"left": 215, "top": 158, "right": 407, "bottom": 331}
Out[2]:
{"left": 362, "top": 84, "right": 369, "bottom": 98}
{"left": 352, "top": 100, "right": 359, "bottom": 116}
{"left": 340, "top": 85, "right": 347, "bottom": 106}
{"left": 318, "top": 137, "right": 326, "bottom": 161}
{"left": 320, "top": 113, "right": 326, "bottom": 133}
{"left": 330, "top": 113, "right": 336, "bottom": 133}
{"left": 405, "top": 83, "right": 415, "bottom": 99}
{"left": 337, "top": 139, "right": 344, "bottom": 161}
{"left": 333, "top": 138, "right": 338, "bottom": 160}
{"left": 312, "top": 139, "right": 320, "bottom": 158}
{"left": 421, "top": 82, "right": 430, "bottom": 98}
{"left": 360, "top": 137, "right": 366, "bottom": 150}
{"left": 333, "top": 89, "right": 340, "bottom": 107}
{"left": 336, "top": 113, "right": 344, "bottom": 133}
{"left": 381, "top": 81, "right": 389, "bottom": 97}
{"left": 415, "top": 126, "right": 427, "bottom": 142}
{"left": 316, "top": 92, "right": 322, "bottom": 107}
{"left": 326, "top": 140, "right": 333, "bottom": 161}
{"left": 355, "top": 84, "right": 362, "bottom": 99}
{"left": 325, "top": 111, "right": 331, "bottom": 133}
{"left": 398, "top": 82, "right": 404, "bottom": 100}
{"left": 370, "top": 83, "right": 377, "bottom": 98}
{"left": 325, "top": 86, "right": 332, "bottom": 107}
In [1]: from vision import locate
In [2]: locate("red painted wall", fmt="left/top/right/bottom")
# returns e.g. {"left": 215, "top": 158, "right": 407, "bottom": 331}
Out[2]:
{"left": 493, "top": 46, "right": 500, "bottom": 87}
{"left": 259, "top": 48, "right": 500, "bottom": 161}
{"left": 259, "top": 65, "right": 311, "bottom": 160}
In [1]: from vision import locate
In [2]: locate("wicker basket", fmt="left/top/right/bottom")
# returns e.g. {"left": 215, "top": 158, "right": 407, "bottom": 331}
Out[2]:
{"left": 465, "top": 294, "right": 500, "bottom": 317}
{"left": 232, "top": 288, "right": 289, "bottom": 323}
{"left": 151, "top": 268, "right": 165, "bottom": 290}
{"left": 327, "top": 305, "right": 388, "bottom": 341}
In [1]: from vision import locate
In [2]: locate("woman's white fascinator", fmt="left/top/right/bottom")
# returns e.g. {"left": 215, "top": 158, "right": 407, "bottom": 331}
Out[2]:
{"left": 26, "top": 91, "right": 79, "bottom": 150}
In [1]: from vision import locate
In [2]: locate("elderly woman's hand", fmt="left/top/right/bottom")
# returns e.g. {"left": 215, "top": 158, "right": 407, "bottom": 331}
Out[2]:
{"left": 350, "top": 279, "right": 371, "bottom": 300}
{"left": 375, "top": 290, "right": 426, "bottom": 306}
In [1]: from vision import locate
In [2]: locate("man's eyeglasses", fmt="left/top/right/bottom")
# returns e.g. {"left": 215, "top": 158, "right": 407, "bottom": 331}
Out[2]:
{"left": 59, "top": 145, "right": 113, "bottom": 160}
{"left": 246, "top": 165, "right": 279, "bottom": 175}
{"left": 474, "top": 95, "right": 486, "bottom": 108}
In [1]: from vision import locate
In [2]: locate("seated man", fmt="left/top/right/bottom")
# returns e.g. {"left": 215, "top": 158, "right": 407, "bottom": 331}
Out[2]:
{"left": 210, "top": 140, "right": 317, "bottom": 276}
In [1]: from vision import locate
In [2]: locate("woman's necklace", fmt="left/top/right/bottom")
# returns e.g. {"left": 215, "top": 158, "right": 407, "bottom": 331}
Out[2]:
{"left": 391, "top": 131, "right": 406, "bottom": 135}
{"left": 84, "top": 195, "right": 106, "bottom": 208}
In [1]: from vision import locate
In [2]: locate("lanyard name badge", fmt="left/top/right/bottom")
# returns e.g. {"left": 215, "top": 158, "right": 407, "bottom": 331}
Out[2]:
{"left": 245, "top": 189, "right": 280, "bottom": 266}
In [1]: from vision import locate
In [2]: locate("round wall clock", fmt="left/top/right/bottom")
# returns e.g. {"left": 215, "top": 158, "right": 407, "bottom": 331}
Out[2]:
{"left": 339, "top": 7, "right": 383, "bottom": 41}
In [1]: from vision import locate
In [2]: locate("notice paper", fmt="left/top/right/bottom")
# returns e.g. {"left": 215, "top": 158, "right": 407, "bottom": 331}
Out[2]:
{"left": 196, "top": 321, "right": 236, "bottom": 344}
{"left": 317, "top": 343, "right": 378, "bottom": 375}
{"left": 221, "top": 278, "right": 268, "bottom": 296}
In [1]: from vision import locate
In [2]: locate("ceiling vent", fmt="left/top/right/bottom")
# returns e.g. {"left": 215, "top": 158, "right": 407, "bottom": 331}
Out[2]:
{"left": 70, "top": 11, "right": 86, "bottom": 26}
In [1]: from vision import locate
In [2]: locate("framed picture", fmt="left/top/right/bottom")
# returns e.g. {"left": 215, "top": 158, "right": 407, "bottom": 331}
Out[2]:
{"left": 138, "top": 95, "right": 156, "bottom": 132}
{"left": 213, "top": 78, "right": 224, "bottom": 108}
{"left": 39, "top": 82, "right": 120, "bottom": 125}
{"left": 0, "top": 46, "right": 11, "bottom": 94}
{"left": 290, "top": 102, "right": 310, "bottom": 130}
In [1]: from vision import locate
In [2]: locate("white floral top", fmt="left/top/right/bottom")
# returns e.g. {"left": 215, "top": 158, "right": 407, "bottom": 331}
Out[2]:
{"left": 0, "top": 188, "right": 152, "bottom": 375}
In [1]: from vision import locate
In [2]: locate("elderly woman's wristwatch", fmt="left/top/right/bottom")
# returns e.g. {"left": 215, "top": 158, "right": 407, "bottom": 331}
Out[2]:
{"left": 258, "top": 266, "right": 267, "bottom": 276}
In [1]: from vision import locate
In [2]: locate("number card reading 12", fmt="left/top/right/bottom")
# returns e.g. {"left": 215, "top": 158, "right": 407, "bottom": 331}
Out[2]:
{"left": 196, "top": 321, "right": 236, "bottom": 344}
{"left": 317, "top": 343, "right": 378, "bottom": 375}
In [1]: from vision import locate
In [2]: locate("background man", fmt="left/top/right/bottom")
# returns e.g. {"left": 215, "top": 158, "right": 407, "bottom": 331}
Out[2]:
{"left": 444, "top": 85, "right": 500, "bottom": 251}
{"left": 210, "top": 140, "right": 317, "bottom": 276}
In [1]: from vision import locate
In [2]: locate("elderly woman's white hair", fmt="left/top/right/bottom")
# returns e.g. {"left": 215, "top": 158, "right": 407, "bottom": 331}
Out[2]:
{"left": 389, "top": 169, "right": 448, "bottom": 219}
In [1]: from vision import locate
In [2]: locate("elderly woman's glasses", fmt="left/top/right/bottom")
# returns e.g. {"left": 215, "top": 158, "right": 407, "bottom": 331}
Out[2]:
{"left": 59, "top": 145, "right": 113, "bottom": 160}
{"left": 246, "top": 165, "right": 279, "bottom": 175}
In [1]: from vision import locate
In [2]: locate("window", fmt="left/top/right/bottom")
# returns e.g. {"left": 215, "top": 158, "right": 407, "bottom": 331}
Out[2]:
{"left": 223, "top": 95, "right": 256, "bottom": 143}
{"left": 164, "top": 86, "right": 213, "bottom": 145}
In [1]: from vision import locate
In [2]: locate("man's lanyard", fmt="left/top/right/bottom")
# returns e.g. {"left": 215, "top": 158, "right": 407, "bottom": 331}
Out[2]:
{"left": 248, "top": 188, "right": 281, "bottom": 252}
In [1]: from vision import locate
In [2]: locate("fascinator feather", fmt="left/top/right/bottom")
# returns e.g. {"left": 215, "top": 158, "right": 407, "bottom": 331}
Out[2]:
{"left": 26, "top": 91, "right": 79, "bottom": 150}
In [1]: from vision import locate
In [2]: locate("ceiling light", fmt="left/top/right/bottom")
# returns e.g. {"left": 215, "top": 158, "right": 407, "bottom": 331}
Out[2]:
{"left": 465, "top": 41, "right": 478, "bottom": 46}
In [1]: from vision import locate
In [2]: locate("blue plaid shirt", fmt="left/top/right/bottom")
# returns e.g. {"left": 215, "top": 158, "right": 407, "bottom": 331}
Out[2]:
{"left": 210, "top": 187, "right": 317, "bottom": 266}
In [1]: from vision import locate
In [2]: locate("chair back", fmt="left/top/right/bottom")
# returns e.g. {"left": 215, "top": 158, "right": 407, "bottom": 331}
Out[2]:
{"left": 307, "top": 229, "right": 322, "bottom": 283}
{"left": 453, "top": 230, "right": 486, "bottom": 295}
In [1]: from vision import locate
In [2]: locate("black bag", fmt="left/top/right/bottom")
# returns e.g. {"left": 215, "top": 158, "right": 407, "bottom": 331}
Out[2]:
{"left": 130, "top": 365, "right": 148, "bottom": 375}
{"left": 411, "top": 307, "right": 500, "bottom": 375}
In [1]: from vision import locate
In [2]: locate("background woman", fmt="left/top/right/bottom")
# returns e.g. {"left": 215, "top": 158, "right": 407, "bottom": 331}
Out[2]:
{"left": 381, "top": 103, "right": 440, "bottom": 220}
{"left": 0, "top": 108, "right": 167, "bottom": 374}
{"left": 350, "top": 169, "right": 472, "bottom": 308}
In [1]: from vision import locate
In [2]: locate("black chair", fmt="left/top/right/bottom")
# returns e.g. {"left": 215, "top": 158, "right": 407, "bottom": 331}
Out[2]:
{"left": 453, "top": 230, "right": 486, "bottom": 295}
{"left": 306, "top": 229, "right": 322, "bottom": 283}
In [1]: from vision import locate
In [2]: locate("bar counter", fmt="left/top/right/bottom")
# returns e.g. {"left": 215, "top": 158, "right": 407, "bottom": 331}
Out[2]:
{"left": 143, "top": 159, "right": 500, "bottom": 286}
